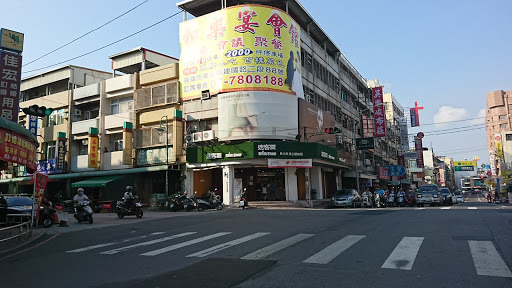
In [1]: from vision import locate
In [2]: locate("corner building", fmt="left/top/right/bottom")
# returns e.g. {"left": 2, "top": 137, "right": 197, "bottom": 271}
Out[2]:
{"left": 178, "top": 0, "right": 379, "bottom": 204}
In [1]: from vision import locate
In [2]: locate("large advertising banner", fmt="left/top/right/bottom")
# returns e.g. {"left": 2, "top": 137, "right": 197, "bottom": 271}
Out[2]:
{"left": 179, "top": 5, "right": 302, "bottom": 99}
{"left": 372, "top": 86, "right": 386, "bottom": 137}
{"left": 0, "top": 51, "right": 22, "bottom": 122}
{"left": 298, "top": 98, "right": 335, "bottom": 144}
{"left": 33, "top": 173, "right": 48, "bottom": 219}
{"left": 0, "top": 128, "right": 37, "bottom": 172}
{"left": 218, "top": 91, "right": 298, "bottom": 141}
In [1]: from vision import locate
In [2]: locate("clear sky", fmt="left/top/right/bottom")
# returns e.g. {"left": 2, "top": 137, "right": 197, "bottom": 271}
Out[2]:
{"left": 5, "top": 0, "right": 511, "bottom": 165}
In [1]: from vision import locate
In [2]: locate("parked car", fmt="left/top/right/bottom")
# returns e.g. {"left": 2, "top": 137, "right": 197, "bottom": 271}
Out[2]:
{"left": 456, "top": 194, "right": 464, "bottom": 203}
{"left": 416, "top": 185, "right": 442, "bottom": 206}
{"left": 439, "top": 188, "right": 453, "bottom": 205}
{"left": 6, "top": 196, "right": 33, "bottom": 214}
{"left": 331, "top": 189, "right": 362, "bottom": 208}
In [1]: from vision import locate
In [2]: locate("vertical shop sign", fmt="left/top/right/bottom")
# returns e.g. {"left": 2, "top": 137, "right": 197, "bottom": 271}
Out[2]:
{"left": 372, "top": 86, "right": 386, "bottom": 137}
{"left": 415, "top": 136, "right": 424, "bottom": 168}
{"left": 123, "top": 122, "right": 133, "bottom": 165}
{"left": 0, "top": 50, "right": 22, "bottom": 122}
{"left": 29, "top": 115, "right": 38, "bottom": 138}
{"left": 88, "top": 128, "right": 99, "bottom": 168}
{"left": 56, "top": 132, "right": 66, "bottom": 171}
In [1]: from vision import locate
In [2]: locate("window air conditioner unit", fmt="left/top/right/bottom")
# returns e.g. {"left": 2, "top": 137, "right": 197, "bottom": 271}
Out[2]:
{"left": 201, "top": 90, "right": 211, "bottom": 100}
{"left": 74, "top": 109, "right": 82, "bottom": 116}
{"left": 185, "top": 134, "right": 193, "bottom": 143}
{"left": 364, "top": 159, "right": 371, "bottom": 165}
{"left": 202, "top": 130, "right": 215, "bottom": 141}
{"left": 193, "top": 132, "right": 203, "bottom": 142}
{"left": 81, "top": 139, "right": 88, "bottom": 145}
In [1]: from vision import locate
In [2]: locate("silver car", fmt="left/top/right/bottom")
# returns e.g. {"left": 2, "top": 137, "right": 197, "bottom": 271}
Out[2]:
{"left": 416, "top": 185, "right": 442, "bottom": 206}
{"left": 331, "top": 189, "right": 362, "bottom": 208}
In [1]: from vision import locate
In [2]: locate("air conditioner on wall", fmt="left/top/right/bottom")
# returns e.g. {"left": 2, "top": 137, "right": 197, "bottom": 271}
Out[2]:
{"left": 193, "top": 132, "right": 203, "bottom": 142}
{"left": 74, "top": 109, "right": 82, "bottom": 116}
{"left": 201, "top": 90, "right": 211, "bottom": 100}
{"left": 202, "top": 130, "right": 215, "bottom": 141}
{"left": 185, "top": 134, "right": 193, "bottom": 143}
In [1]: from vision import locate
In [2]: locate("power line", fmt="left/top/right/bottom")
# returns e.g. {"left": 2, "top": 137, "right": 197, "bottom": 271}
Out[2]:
{"left": 22, "top": 10, "right": 182, "bottom": 75}
{"left": 408, "top": 123, "right": 485, "bottom": 135}
{"left": 22, "top": 0, "right": 150, "bottom": 67}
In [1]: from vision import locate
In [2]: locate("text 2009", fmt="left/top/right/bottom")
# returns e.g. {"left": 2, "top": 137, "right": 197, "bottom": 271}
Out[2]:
{"left": 228, "top": 75, "right": 284, "bottom": 86}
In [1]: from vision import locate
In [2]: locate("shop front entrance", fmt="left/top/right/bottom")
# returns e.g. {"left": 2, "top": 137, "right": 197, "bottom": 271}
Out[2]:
{"left": 234, "top": 167, "right": 285, "bottom": 201}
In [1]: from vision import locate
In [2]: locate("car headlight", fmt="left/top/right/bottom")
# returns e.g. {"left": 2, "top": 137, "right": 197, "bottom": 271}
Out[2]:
{"left": 331, "top": 197, "right": 335, "bottom": 201}
{"left": 348, "top": 196, "right": 353, "bottom": 201}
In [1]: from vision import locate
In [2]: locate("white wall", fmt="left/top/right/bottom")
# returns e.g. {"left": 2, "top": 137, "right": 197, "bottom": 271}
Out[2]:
{"left": 285, "top": 167, "right": 298, "bottom": 202}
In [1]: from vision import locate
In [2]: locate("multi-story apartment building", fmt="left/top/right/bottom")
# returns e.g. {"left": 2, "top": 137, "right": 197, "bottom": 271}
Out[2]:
{"left": 486, "top": 90, "right": 512, "bottom": 175}
{"left": 177, "top": 0, "right": 394, "bottom": 204}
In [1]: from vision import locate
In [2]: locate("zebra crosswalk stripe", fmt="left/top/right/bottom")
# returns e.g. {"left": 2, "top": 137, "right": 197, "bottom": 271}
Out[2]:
{"left": 441, "top": 207, "right": 451, "bottom": 210}
{"left": 186, "top": 232, "right": 269, "bottom": 258}
{"left": 66, "top": 232, "right": 166, "bottom": 253}
{"left": 382, "top": 237, "right": 424, "bottom": 270}
{"left": 141, "top": 232, "right": 232, "bottom": 256}
{"left": 468, "top": 207, "right": 478, "bottom": 210}
{"left": 303, "top": 235, "right": 365, "bottom": 264}
{"left": 468, "top": 241, "right": 512, "bottom": 278}
{"left": 101, "top": 232, "right": 196, "bottom": 255}
{"left": 241, "top": 233, "right": 314, "bottom": 260}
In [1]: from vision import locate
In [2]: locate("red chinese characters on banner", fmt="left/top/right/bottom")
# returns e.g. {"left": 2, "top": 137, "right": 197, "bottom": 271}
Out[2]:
{"left": 362, "top": 114, "right": 374, "bottom": 138}
{"left": 372, "top": 86, "right": 386, "bottom": 137}
{"left": 254, "top": 36, "right": 268, "bottom": 47}
{"left": 414, "top": 136, "right": 424, "bottom": 168}
{"left": 0, "top": 128, "right": 36, "bottom": 172}
{"left": 289, "top": 22, "right": 299, "bottom": 47}
{"left": 208, "top": 15, "right": 226, "bottom": 39}
{"left": 378, "top": 166, "right": 390, "bottom": 180}
{"left": 89, "top": 136, "right": 99, "bottom": 168}
{"left": 234, "top": 9, "right": 259, "bottom": 33}
{"left": 0, "top": 51, "right": 22, "bottom": 122}
{"left": 33, "top": 173, "right": 48, "bottom": 219}
{"left": 270, "top": 38, "right": 283, "bottom": 50}
{"left": 231, "top": 37, "right": 245, "bottom": 48}
{"left": 266, "top": 12, "right": 287, "bottom": 38}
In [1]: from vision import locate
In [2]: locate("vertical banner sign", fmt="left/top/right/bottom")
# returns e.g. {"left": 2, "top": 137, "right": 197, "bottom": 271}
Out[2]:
{"left": 398, "top": 155, "right": 406, "bottom": 179}
{"left": 415, "top": 136, "right": 424, "bottom": 168}
{"left": 88, "top": 128, "right": 99, "bottom": 168}
{"left": 32, "top": 172, "right": 48, "bottom": 219}
{"left": 56, "top": 134, "right": 67, "bottom": 172}
{"left": 123, "top": 122, "right": 133, "bottom": 165}
{"left": 372, "top": 86, "right": 386, "bottom": 137}
{"left": 410, "top": 108, "right": 417, "bottom": 127}
{"left": 399, "top": 117, "right": 409, "bottom": 151}
{"left": 0, "top": 51, "right": 22, "bottom": 122}
{"left": 29, "top": 115, "right": 38, "bottom": 138}
{"left": 489, "top": 150, "right": 496, "bottom": 176}
{"left": 495, "top": 134, "right": 503, "bottom": 159}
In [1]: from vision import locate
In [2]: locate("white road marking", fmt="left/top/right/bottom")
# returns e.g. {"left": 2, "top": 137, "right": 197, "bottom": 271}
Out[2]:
{"left": 382, "top": 237, "right": 424, "bottom": 270}
{"left": 441, "top": 207, "right": 452, "bottom": 210}
{"left": 241, "top": 234, "right": 314, "bottom": 260}
{"left": 186, "top": 232, "right": 270, "bottom": 258}
{"left": 141, "top": 232, "right": 232, "bottom": 256}
{"left": 303, "top": 235, "right": 365, "bottom": 264}
{"left": 66, "top": 232, "right": 167, "bottom": 253}
{"left": 468, "top": 207, "right": 478, "bottom": 210}
{"left": 468, "top": 241, "right": 512, "bottom": 278}
{"left": 101, "top": 232, "right": 196, "bottom": 255}
{"left": 415, "top": 208, "right": 426, "bottom": 210}
{"left": 478, "top": 195, "right": 482, "bottom": 202}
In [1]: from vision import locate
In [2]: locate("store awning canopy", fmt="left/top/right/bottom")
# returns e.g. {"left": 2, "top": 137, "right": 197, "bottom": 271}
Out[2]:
{"left": 388, "top": 181, "right": 400, "bottom": 185}
{"left": 401, "top": 179, "right": 411, "bottom": 184}
{"left": 71, "top": 176, "right": 122, "bottom": 188}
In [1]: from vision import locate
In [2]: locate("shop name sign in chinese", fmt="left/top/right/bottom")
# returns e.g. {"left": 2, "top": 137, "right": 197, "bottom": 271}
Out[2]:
{"left": 372, "top": 86, "right": 386, "bottom": 137}
{"left": 0, "top": 128, "right": 36, "bottom": 171}
{"left": 36, "top": 159, "right": 63, "bottom": 174}
{"left": 356, "top": 137, "right": 374, "bottom": 150}
{"left": 137, "top": 147, "right": 174, "bottom": 165}
{"left": 268, "top": 158, "right": 312, "bottom": 168}
{"left": 257, "top": 143, "right": 277, "bottom": 156}
{"left": 179, "top": 5, "right": 301, "bottom": 99}
{"left": 0, "top": 29, "right": 24, "bottom": 52}
{"left": 454, "top": 161, "right": 477, "bottom": 167}
{"left": 455, "top": 166, "right": 474, "bottom": 171}
{"left": 0, "top": 51, "right": 22, "bottom": 122}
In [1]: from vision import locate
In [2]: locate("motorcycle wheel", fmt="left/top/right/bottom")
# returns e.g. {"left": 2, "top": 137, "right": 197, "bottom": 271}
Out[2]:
{"left": 216, "top": 203, "right": 223, "bottom": 210}
{"left": 136, "top": 209, "right": 143, "bottom": 218}
{"left": 197, "top": 206, "right": 204, "bottom": 212}
{"left": 117, "top": 212, "right": 124, "bottom": 219}
{"left": 88, "top": 215, "right": 93, "bottom": 224}
{"left": 42, "top": 217, "right": 53, "bottom": 228}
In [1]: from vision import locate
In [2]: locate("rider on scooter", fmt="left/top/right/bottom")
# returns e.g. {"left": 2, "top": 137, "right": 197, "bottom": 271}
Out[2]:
{"left": 123, "top": 186, "right": 135, "bottom": 212}
{"left": 73, "top": 188, "right": 90, "bottom": 212}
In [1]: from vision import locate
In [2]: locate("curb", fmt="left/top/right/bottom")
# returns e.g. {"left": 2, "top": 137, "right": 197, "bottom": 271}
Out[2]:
{"left": 0, "top": 229, "right": 47, "bottom": 256}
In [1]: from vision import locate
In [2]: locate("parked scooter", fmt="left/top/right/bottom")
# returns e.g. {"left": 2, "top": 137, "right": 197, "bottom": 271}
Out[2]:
{"left": 38, "top": 199, "right": 59, "bottom": 228}
{"left": 196, "top": 192, "right": 223, "bottom": 211}
{"left": 362, "top": 195, "right": 373, "bottom": 208}
{"left": 397, "top": 194, "right": 405, "bottom": 207}
{"left": 74, "top": 200, "right": 93, "bottom": 224}
{"left": 115, "top": 196, "right": 143, "bottom": 218}
{"left": 169, "top": 192, "right": 188, "bottom": 212}
{"left": 407, "top": 194, "right": 415, "bottom": 207}
{"left": 183, "top": 192, "right": 199, "bottom": 212}
{"left": 239, "top": 188, "right": 248, "bottom": 209}
{"left": 387, "top": 192, "right": 395, "bottom": 207}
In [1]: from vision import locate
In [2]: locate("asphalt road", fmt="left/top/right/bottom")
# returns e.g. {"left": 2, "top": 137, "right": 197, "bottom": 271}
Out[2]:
{"left": 1, "top": 193, "right": 511, "bottom": 288}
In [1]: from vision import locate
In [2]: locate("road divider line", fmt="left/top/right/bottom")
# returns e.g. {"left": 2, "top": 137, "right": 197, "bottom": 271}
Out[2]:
{"left": 186, "top": 232, "right": 270, "bottom": 258}
{"left": 469, "top": 240, "right": 512, "bottom": 278}
{"left": 67, "top": 232, "right": 167, "bottom": 253}
{"left": 241, "top": 233, "right": 314, "bottom": 260}
{"left": 441, "top": 207, "right": 452, "bottom": 210}
{"left": 303, "top": 235, "right": 365, "bottom": 264}
{"left": 382, "top": 237, "right": 424, "bottom": 270}
{"left": 415, "top": 208, "right": 426, "bottom": 210}
{"left": 101, "top": 232, "right": 196, "bottom": 255}
{"left": 141, "top": 232, "right": 232, "bottom": 256}
{"left": 468, "top": 207, "right": 478, "bottom": 210}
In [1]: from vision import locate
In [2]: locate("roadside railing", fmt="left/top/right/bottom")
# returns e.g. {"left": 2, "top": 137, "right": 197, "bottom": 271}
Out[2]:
{"left": 0, "top": 220, "right": 33, "bottom": 245}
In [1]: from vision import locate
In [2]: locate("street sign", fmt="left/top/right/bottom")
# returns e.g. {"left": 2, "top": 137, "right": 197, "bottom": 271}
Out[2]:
{"left": 402, "top": 151, "right": 418, "bottom": 159}
{"left": 383, "top": 165, "right": 406, "bottom": 176}
{"left": 455, "top": 166, "right": 474, "bottom": 171}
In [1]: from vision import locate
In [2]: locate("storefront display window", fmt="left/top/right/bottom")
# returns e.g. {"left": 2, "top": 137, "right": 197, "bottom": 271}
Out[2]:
{"left": 235, "top": 167, "right": 285, "bottom": 201}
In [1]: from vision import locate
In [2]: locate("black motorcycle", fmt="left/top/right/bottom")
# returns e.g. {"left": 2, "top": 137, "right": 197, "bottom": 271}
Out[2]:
{"left": 74, "top": 200, "right": 93, "bottom": 224}
{"left": 196, "top": 192, "right": 223, "bottom": 211}
{"left": 39, "top": 202, "right": 58, "bottom": 228}
{"left": 115, "top": 197, "right": 143, "bottom": 218}
{"left": 169, "top": 192, "right": 188, "bottom": 212}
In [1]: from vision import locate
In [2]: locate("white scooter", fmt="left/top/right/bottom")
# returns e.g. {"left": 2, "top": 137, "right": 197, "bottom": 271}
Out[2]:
{"left": 239, "top": 188, "right": 248, "bottom": 209}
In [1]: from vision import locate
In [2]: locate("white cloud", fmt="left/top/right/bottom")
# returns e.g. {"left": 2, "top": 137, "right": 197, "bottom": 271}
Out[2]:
{"left": 469, "top": 108, "right": 486, "bottom": 125}
{"left": 433, "top": 106, "right": 468, "bottom": 126}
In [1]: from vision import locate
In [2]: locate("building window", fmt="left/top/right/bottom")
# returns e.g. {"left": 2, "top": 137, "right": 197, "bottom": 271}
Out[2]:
{"left": 499, "top": 115, "right": 506, "bottom": 120}
{"left": 84, "top": 110, "right": 99, "bottom": 120}
{"left": 46, "top": 142, "right": 56, "bottom": 159}
{"left": 506, "top": 134, "right": 512, "bottom": 141}
{"left": 500, "top": 124, "right": 507, "bottom": 129}
{"left": 109, "top": 134, "right": 123, "bottom": 151}
{"left": 46, "top": 109, "right": 66, "bottom": 127}
{"left": 110, "top": 97, "right": 133, "bottom": 115}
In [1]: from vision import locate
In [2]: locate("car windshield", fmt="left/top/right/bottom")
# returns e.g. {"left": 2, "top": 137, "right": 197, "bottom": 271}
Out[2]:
{"left": 439, "top": 188, "right": 450, "bottom": 195}
{"left": 7, "top": 197, "right": 33, "bottom": 206}
{"left": 418, "top": 186, "right": 438, "bottom": 193}
{"left": 335, "top": 190, "right": 353, "bottom": 196}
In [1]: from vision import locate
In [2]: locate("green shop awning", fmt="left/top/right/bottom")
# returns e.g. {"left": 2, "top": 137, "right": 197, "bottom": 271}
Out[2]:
{"left": 72, "top": 176, "right": 122, "bottom": 188}
{"left": 388, "top": 181, "right": 400, "bottom": 185}
{"left": 401, "top": 179, "right": 411, "bottom": 184}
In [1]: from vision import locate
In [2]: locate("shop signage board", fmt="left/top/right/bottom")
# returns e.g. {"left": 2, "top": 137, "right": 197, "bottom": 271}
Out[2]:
{"left": 399, "top": 117, "right": 409, "bottom": 151}
{"left": 32, "top": 173, "right": 48, "bottom": 219}
{"left": 372, "top": 86, "right": 386, "bottom": 137}
{"left": 0, "top": 128, "right": 37, "bottom": 172}
{"left": 402, "top": 151, "right": 418, "bottom": 159}
{"left": 0, "top": 28, "right": 24, "bottom": 52}
{"left": 0, "top": 50, "right": 22, "bottom": 122}
{"left": 268, "top": 158, "right": 312, "bottom": 168}
{"left": 383, "top": 165, "right": 406, "bottom": 176}
{"left": 137, "top": 147, "right": 174, "bottom": 166}
{"left": 179, "top": 5, "right": 302, "bottom": 100}
{"left": 28, "top": 115, "right": 37, "bottom": 138}
{"left": 56, "top": 135, "right": 66, "bottom": 172}
{"left": 454, "top": 160, "right": 477, "bottom": 167}
{"left": 356, "top": 137, "right": 374, "bottom": 150}
{"left": 455, "top": 166, "right": 474, "bottom": 171}
{"left": 378, "top": 166, "right": 390, "bottom": 180}
{"left": 36, "top": 159, "right": 63, "bottom": 174}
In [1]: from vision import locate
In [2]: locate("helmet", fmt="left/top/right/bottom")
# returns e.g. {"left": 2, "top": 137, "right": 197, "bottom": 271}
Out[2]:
{"left": 77, "top": 188, "right": 84, "bottom": 195}
{"left": 126, "top": 186, "right": 133, "bottom": 192}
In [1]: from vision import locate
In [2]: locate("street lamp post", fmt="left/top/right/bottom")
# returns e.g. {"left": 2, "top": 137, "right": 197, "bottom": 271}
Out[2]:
{"left": 158, "top": 116, "right": 169, "bottom": 196}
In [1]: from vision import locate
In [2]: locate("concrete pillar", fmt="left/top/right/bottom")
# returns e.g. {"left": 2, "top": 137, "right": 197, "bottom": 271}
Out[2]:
{"left": 222, "top": 166, "right": 235, "bottom": 205}
{"left": 185, "top": 166, "right": 193, "bottom": 195}
{"left": 285, "top": 167, "right": 298, "bottom": 202}
{"left": 310, "top": 166, "right": 323, "bottom": 199}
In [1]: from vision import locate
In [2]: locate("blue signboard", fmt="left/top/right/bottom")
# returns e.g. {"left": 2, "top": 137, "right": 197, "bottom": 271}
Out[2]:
{"left": 410, "top": 108, "right": 417, "bottom": 127}
{"left": 36, "top": 159, "right": 63, "bottom": 174}
{"left": 384, "top": 165, "right": 406, "bottom": 177}
{"left": 28, "top": 115, "right": 38, "bottom": 138}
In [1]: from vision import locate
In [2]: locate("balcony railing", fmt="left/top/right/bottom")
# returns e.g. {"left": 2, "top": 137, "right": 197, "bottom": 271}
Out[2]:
{"left": 72, "top": 118, "right": 99, "bottom": 135}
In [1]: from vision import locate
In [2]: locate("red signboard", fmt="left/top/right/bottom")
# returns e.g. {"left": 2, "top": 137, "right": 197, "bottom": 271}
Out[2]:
{"left": 0, "top": 51, "right": 21, "bottom": 122}
{"left": 414, "top": 136, "right": 424, "bottom": 168}
{"left": 33, "top": 173, "right": 48, "bottom": 219}
{"left": 378, "top": 166, "right": 390, "bottom": 180}
{"left": 362, "top": 114, "right": 374, "bottom": 138}
{"left": 0, "top": 128, "right": 37, "bottom": 172}
{"left": 372, "top": 86, "right": 386, "bottom": 137}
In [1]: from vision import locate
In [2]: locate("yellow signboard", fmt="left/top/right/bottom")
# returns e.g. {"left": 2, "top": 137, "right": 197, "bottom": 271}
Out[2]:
{"left": 0, "top": 28, "right": 24, "bottom": 52}
{"left": 454, "top": 161, "right": 477, "bottom": 167}
{"left": 179, "top": 5, "right": 302, "bottom": 99}
{"left": 88, "top": 136, "right": 99, "bottom": 168}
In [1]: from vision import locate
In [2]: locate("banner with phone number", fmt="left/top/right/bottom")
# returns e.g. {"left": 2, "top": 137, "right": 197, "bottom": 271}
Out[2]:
{"left": 179, "top": 4, "right": 302, "bottom": 99}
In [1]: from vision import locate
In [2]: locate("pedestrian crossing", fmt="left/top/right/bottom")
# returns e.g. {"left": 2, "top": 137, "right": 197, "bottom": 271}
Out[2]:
{"left": 65, "top": 231, "right": 512, "bottom": 278}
